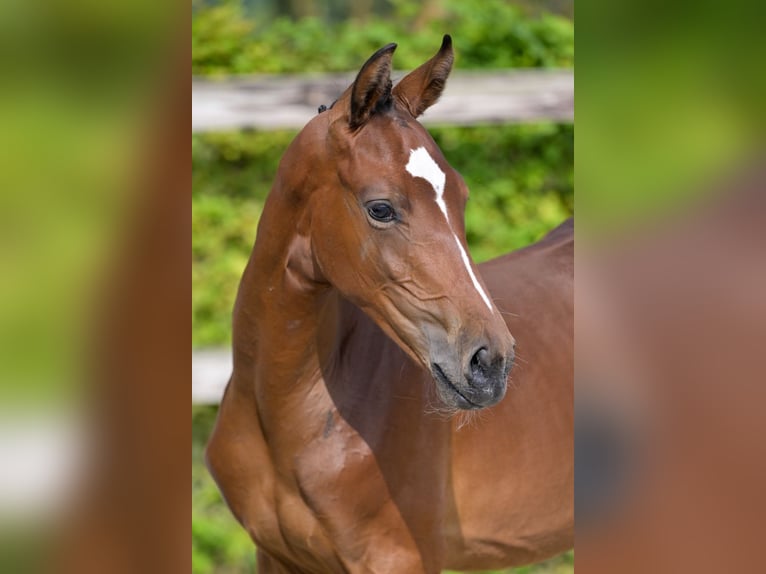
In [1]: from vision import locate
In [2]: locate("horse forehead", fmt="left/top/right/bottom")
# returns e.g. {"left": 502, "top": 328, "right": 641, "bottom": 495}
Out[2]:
{"left": 336, "top": 117, "right": 452, "bottom": 190}
{"left": 353, "top": 115, "right": 438, "bottom": 160}
{"left": 405, "top": 147, "right": 446, "bottom": 189}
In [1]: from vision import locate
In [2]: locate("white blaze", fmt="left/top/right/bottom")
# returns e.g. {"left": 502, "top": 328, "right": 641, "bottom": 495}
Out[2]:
{"left": 405, "top": 147, "right": 449, "bottom": 221}
{"left": 405, "top": 147, "right": 494, "bottom": 312}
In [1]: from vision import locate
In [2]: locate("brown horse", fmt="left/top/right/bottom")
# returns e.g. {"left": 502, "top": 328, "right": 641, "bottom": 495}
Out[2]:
{"left": 206, "top": 36, "right": 573, "bottom": 573}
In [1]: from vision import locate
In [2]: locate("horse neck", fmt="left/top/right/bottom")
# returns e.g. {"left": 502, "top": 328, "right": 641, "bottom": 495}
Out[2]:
{"left": 232, "top": 192, "right": 430, "bottom": 451}
{"left": 232, "top": 188, "right": 325, "bottom": 386}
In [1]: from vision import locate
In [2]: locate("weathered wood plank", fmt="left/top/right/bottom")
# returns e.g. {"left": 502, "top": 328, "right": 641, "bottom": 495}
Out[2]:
{"left": 192, "top": 69, "right": 573, "bottom": 132}
{"left": 192, "top": 349, "right": 231, "bottom": 405}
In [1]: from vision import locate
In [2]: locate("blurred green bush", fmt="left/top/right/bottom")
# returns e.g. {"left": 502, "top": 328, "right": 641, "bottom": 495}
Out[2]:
{"left": 193, "top": 406, "right": 256, "bottom": 573}
{"left": 192, "top": 0, "right": 573, "bottom": 76}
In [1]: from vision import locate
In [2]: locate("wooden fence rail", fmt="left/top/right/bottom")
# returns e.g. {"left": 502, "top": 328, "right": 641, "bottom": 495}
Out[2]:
{"left": 192, "top": 69, "right": 573, "bottom": 132}
{"left": 193, "top": 349, "right": 232, "bottom": 405}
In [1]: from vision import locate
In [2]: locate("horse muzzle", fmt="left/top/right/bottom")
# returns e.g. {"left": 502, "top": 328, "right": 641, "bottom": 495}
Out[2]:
{"left": 430, "top": 343, "right": 514, "bottom": 410}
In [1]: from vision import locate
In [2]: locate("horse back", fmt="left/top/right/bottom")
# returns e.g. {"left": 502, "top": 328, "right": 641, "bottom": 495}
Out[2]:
{"left": 445, "top": 219, "right": 573, "bottom": 569}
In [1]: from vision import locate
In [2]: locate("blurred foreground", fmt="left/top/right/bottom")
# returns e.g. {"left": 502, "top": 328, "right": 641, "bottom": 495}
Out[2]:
{"left": 576, "top": 0, "right": 766, "bottom": 572}
{"left": 0, "top": 1, "right": 188, "bottom": 572}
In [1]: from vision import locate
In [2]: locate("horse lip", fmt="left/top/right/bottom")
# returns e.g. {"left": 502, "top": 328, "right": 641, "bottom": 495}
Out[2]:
{"left": 431, "top": 363, "right": 482, "bottom": 409}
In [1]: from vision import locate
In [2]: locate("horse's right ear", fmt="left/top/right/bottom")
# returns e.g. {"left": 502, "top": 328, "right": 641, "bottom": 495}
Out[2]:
{"left": 349, "top": 43, "right": 397, "bottom": 129}
{"left": 393, "top": 35, "right": 454, "bottom": 118}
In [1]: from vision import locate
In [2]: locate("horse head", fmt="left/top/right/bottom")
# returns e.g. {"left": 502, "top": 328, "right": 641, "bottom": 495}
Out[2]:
{"left": 267, "top": 36, "right": 515, "bottom": 410}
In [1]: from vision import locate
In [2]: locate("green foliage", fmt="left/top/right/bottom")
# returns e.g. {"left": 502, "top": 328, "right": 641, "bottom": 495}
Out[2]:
{"left": 192, "top": 130, "right": 294, "bottom": 346}
{"left": 433, "top": 123, "right": 573, "bottom": 262}
{"left": 192, "top": 194, "right": 259, "bottom": 347}
{"left": 192, "top": 407, "right": 256, "bottom": 574}
{"left": 192, "top": 0, "right": 573, "bottom": 76}
{"left": 441, "top": 1, "right": 574, "bottom": 68}
{"left": 192, "top": 124, "right": 572, "bottom": 348}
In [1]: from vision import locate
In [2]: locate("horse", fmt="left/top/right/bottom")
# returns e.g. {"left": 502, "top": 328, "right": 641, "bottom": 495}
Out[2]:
{"left": 206, "top": 36, "right": 573, "bottom": 573}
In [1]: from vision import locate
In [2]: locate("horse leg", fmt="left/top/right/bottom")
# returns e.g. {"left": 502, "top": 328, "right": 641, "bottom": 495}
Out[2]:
{"left": 257, "top": 544, "right": 438, "bottom": 574}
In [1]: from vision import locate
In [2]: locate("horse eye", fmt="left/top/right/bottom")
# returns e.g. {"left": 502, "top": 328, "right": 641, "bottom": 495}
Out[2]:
{"left": 366, "top": 201, "right": 397, "bottom": 223}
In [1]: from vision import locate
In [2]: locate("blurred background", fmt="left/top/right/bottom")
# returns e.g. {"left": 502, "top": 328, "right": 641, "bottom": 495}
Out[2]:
{"left": 576, "top": 0, "right": 766, "bottom": 573}
{"left": 191, "top": 0, "right": 573, "bottom": 573}
{"left": 0, "top": 0, "right": 185, "bottom": 571}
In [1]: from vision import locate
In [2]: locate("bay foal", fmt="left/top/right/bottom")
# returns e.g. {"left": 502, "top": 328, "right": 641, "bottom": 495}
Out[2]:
{"left": 206, "top": 36, "right": 573, "bottom": 573}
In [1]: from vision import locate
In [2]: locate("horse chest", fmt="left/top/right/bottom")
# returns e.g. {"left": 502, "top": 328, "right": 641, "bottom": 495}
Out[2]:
{"left": 291, "top": 413, "right": 447, "bottom": 561}
{"left": 293, "top": 422, "right": 388, "bottom": 520}
{"left": 255, "top": 426, "right": 421, "bottom": 572}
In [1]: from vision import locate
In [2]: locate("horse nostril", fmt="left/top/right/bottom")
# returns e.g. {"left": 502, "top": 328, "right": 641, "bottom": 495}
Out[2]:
{"left": 470, "top": 346, "right": 490, "bottom": 373}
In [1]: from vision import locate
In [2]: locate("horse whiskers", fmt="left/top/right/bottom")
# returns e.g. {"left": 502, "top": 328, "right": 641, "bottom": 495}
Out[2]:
{"left": 454, "top": 409, "right": 479, "bottom": 430}
{"left": 468, "top": 400, "right": 498, "bottom": 427}
{"left": 506, "top": 352, "right": 527, "bottom": 391}
{"left": 423, "top": 400, "right": 497, "bottom": 430}
{"left": 491, "top": 297, "right": 520, "bottom": 317}
{"left": 424, "top": 403, "right": 460, "bottom": 421}
{"left": 514, "top": 352, "right": 530, "bottom": 366}
{"left": 423, "top": 383, "right": 460, "bottom": 420}
{"left": 498, "top": 310, "right": 521, "bottom": 319}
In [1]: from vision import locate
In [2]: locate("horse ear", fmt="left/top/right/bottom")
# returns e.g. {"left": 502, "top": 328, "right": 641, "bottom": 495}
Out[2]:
{"left": 393, "top": 35, "right": 454, "bottom": 118}
{"left": 349, "top": 43, "right": 397, "bottom": 129}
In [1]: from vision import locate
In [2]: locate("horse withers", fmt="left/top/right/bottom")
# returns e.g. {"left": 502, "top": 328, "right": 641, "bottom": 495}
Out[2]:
{"left": 206, "top": 36, "right": 573, "bottom": 573}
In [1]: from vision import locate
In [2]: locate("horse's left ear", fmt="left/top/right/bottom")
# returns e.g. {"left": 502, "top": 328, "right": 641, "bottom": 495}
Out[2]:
{"left": 393, "top": 34, "right": 454, "bottom": 118}
{"left": 349, "top": 43, "right": 397, "bottom": 129}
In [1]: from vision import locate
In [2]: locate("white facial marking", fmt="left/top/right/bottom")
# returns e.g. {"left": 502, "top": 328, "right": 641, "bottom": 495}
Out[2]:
{"left": 405, "top": 147, "right": 449, "bottom": 222}
{"left": 452, "top": 233, "right": 494, "bottom": 311}
{"left": 405, "top": 147, "right": 494, "bottom": 312}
